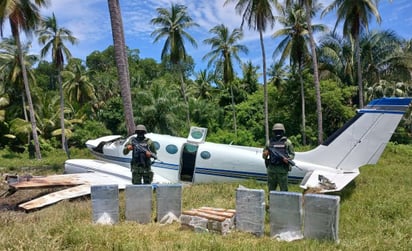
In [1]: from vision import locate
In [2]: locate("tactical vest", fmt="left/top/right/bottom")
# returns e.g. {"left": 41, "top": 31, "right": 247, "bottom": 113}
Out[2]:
{"left": 131, "top": 137, "right": 150, "bottom": 166}
{"left": 268, "top": 137, "right": 287, "bottom": 165}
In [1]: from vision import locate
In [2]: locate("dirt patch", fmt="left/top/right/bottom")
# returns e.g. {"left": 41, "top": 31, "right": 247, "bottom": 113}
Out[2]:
{"left": 0, "top": 181, "right": 60, "bottom": 212}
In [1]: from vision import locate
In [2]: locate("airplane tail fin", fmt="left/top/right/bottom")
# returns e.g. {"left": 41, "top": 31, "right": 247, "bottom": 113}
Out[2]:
{"left": 298, "top": 97, "right": 411, "bottom": 172}
{"left": 299, "top": 97, "right": 411, "bottom": 192}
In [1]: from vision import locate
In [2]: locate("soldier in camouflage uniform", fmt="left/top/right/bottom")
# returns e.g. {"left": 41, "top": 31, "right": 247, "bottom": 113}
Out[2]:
{"left": 123, "top": 124, "right": 157, "bottom": 184}
{"left": 262, "top": 123, "right": 295, "bottom": 192}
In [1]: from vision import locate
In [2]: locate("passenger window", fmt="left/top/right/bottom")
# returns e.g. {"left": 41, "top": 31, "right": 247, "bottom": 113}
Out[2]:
{"left": 166, "top": 144, "right": 178, "bottom": 154}
{"left": 200, "top": 151, "right": 211, "bottom": 159}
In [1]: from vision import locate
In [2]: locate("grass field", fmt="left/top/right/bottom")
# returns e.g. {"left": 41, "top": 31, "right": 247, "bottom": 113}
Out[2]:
{"left": 0, "top": 143, "right": 411, "bottom": 250}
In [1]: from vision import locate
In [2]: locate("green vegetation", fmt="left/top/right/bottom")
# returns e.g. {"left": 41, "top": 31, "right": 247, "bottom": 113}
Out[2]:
{"left": 1, "top": 2, "right": 411, "bottom": 248}
{"left": 1, "top": 1, "right": 412, "bottom": 159}
{"left": 0, "top": 147, "right": 92, "bottom": 174}
{"left": 0, "top": 143, "right": 410, "bottom": 250}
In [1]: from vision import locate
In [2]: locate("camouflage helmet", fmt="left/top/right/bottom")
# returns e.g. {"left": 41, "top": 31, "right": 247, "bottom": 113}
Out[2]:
{"left": 272, "top": 123, "right": 285, "bottom": 132}
{"left": 135, "top": 124, "right": 147, "bottom": 134}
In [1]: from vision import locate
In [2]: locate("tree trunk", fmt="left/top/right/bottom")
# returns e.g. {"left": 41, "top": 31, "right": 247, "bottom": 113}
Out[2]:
{"left": 21, "top": 94, "right": 30, "bottom": 145}
{"left": 304, "top": 0, "right": 323, "bottom": 144}
{"left": 15, "top": 33, "right": 42, "bottom": 159}
{"left": 299, "top": 71, "right": 306, "bottom": 145}
{"left": 178, "top": 66, "right": 190, "bottom": 127}
{"left": 355, "top": 34, "right": 364, "bottom": 108}
{"left": 108, "top": 0, "right": 135, "bottom": 135}
{"left": 259, "top": 30, "right": 269, "bottom": 144}
{"left": 58, "top": 71, "right": 69, "bottom": 157}
{"left": 230, "top": 84, "right": 237, "bottom": 138}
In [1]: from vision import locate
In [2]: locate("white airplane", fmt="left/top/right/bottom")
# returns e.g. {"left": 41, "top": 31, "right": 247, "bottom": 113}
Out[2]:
{"left": 67, "top": 96, "right": 411, "bottom": 189}
{"left": 9, "top": 97, "right": 411, "bottom": 210}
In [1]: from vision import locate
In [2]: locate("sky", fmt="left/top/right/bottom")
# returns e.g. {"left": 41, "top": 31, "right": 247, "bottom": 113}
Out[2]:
{"left": 3, "top": 0, "right": 412, "bottom": 77}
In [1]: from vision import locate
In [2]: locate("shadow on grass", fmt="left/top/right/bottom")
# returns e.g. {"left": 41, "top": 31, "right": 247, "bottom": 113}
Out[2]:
{"left": 328, "top": 180, "right": 357, "bottom": 201}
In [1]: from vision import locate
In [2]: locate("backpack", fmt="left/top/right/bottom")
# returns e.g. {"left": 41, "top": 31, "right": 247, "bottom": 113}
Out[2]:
{"left": 131, "top": 137, "right": 150, "bottom": 166}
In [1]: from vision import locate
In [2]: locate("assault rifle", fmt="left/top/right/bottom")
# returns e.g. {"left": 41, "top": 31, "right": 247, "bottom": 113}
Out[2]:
{"left": 131, "top": 138, "right": 157, "bottom": 160}
{"left": 268, "top": 147, "right": 300, "bottom": 170}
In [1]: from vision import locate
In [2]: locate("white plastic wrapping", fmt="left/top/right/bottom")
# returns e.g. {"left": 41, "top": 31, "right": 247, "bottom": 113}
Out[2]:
{"left": 303, "top": 193, "right": 340, "bottom": 242}
{"left": 269, "top": 191, "right": 303, "bottom": 241}
{"left": 235, "top": 186, "right": 265, "bottom": 237}
{"left": 125, "top": 184, "right": 152, "bottom": 223}
{"left": 91, "top": 184, "right": 119, "bottom": 224}
{"left": 156, "top": 184, "right": 182, "bottom": 223}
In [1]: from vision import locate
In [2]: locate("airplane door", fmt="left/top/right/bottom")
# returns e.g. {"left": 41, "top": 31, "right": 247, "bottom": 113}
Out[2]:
{"left": 179, "top": 143, "right": 198, "bottom": 182}
{"left": 179, "top": 127, "right": 207, "bottom": 182}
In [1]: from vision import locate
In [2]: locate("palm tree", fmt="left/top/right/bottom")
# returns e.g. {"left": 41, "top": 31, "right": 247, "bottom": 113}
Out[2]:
{"left": 62, "top": 61, "right": 96, "bottom": 106}
{"left": 203, "top": 24, "right": 248, "bottom": 136}
{"left": 150, "top": 4, "right": 199, "bottom": 126}
{"left": 0, "top": 0, "right": 50, "bottom": 159}
{"left": 107, "top": 0, "right": 135, "bottom": 135}
{"left": 36, "top": 13, "right": 77, "bottom": 156}
{"left": 0, "top": 38, "right": 37, "bottom": 112}
{"left": 132, "top": 79, "right": 185, "bottom": 135}
{"left": 0, "top": 73, "right": 10, "bottom": 138}
{"left": 318, "top": 31, "right": 355, "bottom": 88}
{"left": 268, "top": 60, "right": 288, "bottom": 90}
{"left": 361, "top": 30, "right": 412, "bottom": 87}
{"left": 323, "top": 0, "right": 382, "bottom": 108}
{"left": 0, "top": 37, "right": 40, "bottom": 150}
{"left": 291, "top": 0, "right": 324, "bottom": 144}
{"left": 273, "top": 2, "right": 326, "bottom": 145}
{"left": 191, "top": 70, "right": 216, "bottom": 100}
{"left": 240, "top": 61, "right": 259, "bottom": 94}
{"left": 224, "top": 0, "right": 279, "bottom": 143}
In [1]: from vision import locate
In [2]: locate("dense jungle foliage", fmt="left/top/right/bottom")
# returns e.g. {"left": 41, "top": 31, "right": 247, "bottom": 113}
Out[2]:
{"left": 1, "top": 1, "right": 411, "bottom": 160}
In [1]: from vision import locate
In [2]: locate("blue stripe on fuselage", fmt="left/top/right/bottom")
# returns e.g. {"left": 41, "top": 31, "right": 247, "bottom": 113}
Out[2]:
{"left": 92, "top": 152, "right": 302, "bottom": 183}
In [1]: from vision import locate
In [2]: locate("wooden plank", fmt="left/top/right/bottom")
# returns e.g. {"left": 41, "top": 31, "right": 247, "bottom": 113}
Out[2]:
{"left": 182, "top": 209, "right": 227, "bottom": 222}
{"left": 8, "top": 174, "right": 87, "bottom": 189}
{"left": 198, "top": 206, "right": 227, "bottom": 212}
{"left": 18, "top": 184, "right": 91, "bottom": 210}
{"left": 197, "top": 208, "right": 235, "bottom": 218}
{"left": 6, "top": 172, "right": 133, "bottom": 210}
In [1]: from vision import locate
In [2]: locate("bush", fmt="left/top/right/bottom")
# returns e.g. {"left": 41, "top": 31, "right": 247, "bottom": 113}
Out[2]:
{"left": 70, "top": 120, "right": 112, "bottom": 148}
{"left": 390, "top": 126, "right": 412, "bottom": 144}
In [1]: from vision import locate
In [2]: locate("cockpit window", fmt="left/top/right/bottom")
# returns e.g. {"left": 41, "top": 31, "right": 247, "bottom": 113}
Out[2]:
{"left": 166, "top": 144, "right": 178, "bottom": 154}
{"left": 191, "top": 130, "right": 203, "bottom": 139}
{"left": 200, "top": 151, "right": 211, "bottom": 159}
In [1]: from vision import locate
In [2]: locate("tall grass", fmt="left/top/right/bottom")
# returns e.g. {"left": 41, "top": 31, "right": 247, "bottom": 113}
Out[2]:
{"left": 0, "top": 143, "right": 411, "bottom": 250}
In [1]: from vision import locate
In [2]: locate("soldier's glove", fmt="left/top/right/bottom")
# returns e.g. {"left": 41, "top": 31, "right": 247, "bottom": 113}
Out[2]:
{"left": 263, "top": 150, "right": 269, "bottom": 159}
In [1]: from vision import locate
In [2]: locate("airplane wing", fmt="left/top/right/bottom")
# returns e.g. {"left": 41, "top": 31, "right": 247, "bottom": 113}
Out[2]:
{"left": 299, "top": 169, "right": 360, "bottom": 193}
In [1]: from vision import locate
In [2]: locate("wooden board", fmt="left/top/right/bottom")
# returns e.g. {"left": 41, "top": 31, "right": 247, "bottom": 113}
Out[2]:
{"left": 18, "top": 184, "right": 91, "bottom": 210}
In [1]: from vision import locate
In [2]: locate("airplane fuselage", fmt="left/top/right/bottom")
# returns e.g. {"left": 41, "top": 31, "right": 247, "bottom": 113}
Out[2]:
{"left": 85, "top": 133, "right": 308, "bottom": 184}
{"left": 73, "top": 97, "right": 411, "bottom": 192}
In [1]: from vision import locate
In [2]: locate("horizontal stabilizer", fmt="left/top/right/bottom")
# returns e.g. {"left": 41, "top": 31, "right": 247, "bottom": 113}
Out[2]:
{"left": 299, "top": 169, "right": 359, "bottom": 193}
